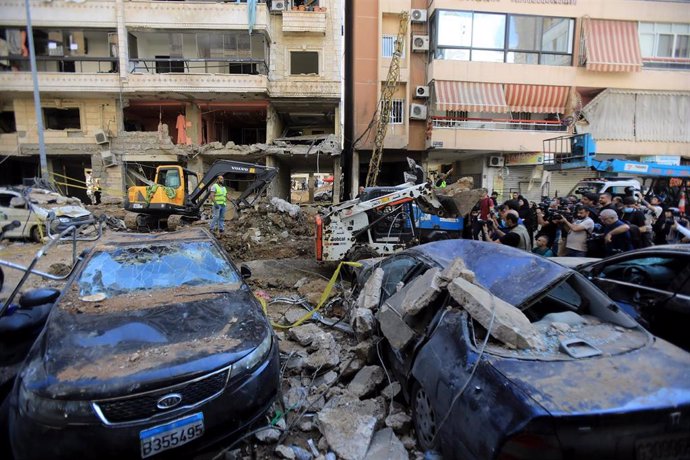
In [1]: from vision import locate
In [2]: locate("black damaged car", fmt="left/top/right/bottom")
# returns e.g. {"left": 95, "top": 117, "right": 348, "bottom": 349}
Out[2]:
{"left": 354, "top": 240, "right": 690, "bottom": 460}
{"left": 4, "top": 228, "right": 279, "bottom": 460}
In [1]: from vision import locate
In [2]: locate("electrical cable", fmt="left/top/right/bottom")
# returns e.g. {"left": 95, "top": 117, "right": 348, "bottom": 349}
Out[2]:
{"left": 430, "top": 292, "right": 497, "bottom": 445}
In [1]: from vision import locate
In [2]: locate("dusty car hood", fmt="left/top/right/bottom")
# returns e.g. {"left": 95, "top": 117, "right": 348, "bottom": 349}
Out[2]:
{"left": 410, "top": 240, "right": 570, "bottom": 307}
{"left": 489, "top": 339, "right": 690, "bottom": 415}
{"left": 22, "top": 288, "right": 268, "bottom": 397}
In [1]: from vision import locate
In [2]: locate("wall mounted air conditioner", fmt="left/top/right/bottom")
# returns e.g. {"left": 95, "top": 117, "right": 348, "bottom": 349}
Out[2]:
{"left": 412, "top": 35, "right": 429, "bottom": 52}
{"left": 94, "top": 129, "right": 109, "bottom": 145}
{"left": 101, "top": 150, "right": 117, "bottom": 167}
{"left": 410, "top": 9, "right": 428, "bottom": 23}
{"left": 415, "top": 85, "right": 429, "bottom": 98}
{"left": 410, "top": 104, "right": 427, "bottom": 120}
{"left": 270, "top": 0, "right": 285, "bottom": 13}
{"left": 489, "top": 156, "right": 505, "bottom": 167}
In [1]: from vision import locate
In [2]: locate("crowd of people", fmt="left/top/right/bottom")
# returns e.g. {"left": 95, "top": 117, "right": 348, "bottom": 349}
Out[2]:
{"left": 470, "top": 188, "right": 689, "bottom": 257}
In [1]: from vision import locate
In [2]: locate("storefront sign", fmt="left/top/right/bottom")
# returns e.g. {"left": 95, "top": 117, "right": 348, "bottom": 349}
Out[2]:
{"left": 505, "top": 152, "right": 544, "bottom": 166}
{"left": 512, "top": 0, "right": 576, "bottom": 4}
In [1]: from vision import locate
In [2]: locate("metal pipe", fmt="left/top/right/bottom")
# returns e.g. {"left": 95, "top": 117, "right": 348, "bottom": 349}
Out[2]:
{"left": 23, "top": 0, "right": 48, "bottom": 180}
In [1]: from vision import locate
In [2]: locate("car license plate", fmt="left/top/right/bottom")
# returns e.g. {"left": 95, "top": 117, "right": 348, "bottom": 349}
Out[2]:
{"left": 140, "top": 412, "right": 204, "bottom": 459}
{"left": 636, "top": 433, "right": 690, "bottom": 460}
{"left": 132, "top": 203, "right": 143, "bottom": 209}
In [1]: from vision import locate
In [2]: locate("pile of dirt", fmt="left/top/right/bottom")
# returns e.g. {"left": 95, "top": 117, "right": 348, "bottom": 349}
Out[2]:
{"left": 216, "top": 198, "right": 319, "bottom": 262}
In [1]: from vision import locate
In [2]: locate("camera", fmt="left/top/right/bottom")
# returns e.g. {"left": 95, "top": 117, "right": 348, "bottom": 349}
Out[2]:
{"left": 478, "top": 219, "right": 494, "bottom": 229}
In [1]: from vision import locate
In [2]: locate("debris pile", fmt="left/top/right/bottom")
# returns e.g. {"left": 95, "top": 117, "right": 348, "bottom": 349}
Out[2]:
{"left": 220, "top": 259, "right": 423, "bottom": 460}
{"left": 215, "top": 198, "right": 318, "bottom": 262}
{"left": 434, "top": 176, "right": 488, "bottom": 217}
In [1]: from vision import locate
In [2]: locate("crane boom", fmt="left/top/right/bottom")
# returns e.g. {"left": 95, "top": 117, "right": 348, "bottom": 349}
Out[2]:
{"left": 365, "top": 11, "right": 409, "bottom": 187}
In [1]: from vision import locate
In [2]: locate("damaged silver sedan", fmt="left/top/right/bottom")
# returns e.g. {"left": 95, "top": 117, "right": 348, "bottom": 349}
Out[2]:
{"left": 352, "top": 240, "right": 690, "bottom": 460}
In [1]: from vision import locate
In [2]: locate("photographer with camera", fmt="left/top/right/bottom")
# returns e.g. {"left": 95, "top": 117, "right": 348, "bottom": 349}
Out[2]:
{"left": 488, "top": 210, "right": 532, "bottom": 251}
{"left": 535, "top": 199, "right": 562, "bottom": 256}
{"left": 663, "top": 208, "right": 689, "bottom": 244}
{"left": 554, "top": 205, "right": 594, "bottom": 257}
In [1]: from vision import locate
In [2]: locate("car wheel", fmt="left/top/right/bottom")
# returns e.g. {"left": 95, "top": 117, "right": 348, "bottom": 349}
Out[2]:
{"left": 412, "top": 382, "right": 440, "bottom": 452}
{"left": 30, "top": 225, "right": 42, "bottom": 243}
{"left": 343, "top": 246, "right": 380, "bottom": 280}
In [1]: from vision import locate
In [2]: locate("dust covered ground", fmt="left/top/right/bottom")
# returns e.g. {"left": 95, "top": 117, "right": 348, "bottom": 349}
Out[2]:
{"left": 0, "top": 200, "right": 424, "bottom": 460}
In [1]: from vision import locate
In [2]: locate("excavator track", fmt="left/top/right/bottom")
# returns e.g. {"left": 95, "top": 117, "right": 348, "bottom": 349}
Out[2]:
{"left": 166, "top": 215, "right": 183, "bottom": 232}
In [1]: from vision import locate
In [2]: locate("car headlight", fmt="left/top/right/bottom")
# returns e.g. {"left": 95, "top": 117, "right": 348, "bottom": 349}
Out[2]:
{"left": 58, "top": 217, "right": 71, "bottom": 224}
{"left": 18, "top": 383, "right": 96, "bottom": 425}
{"left": 230, "top": 331, "right": 272, "bottom": 377}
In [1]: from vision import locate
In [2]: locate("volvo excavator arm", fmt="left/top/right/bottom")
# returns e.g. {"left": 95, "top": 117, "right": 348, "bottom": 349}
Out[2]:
{"left": 187, "top": 160, "right": 278, "bottom": 212}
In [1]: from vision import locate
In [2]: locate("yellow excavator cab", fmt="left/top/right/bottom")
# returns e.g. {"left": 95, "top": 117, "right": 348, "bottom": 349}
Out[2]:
{"left": 127, "top": 166, "right": 190, "bottom": 208}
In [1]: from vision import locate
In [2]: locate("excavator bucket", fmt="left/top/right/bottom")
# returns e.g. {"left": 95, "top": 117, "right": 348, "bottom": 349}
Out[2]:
{"left": 435, "top": 189, "right": 486, "bottom": 216}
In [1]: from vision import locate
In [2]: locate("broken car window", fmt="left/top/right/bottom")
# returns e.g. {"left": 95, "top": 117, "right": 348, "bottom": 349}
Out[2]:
{"left": 78, "top": 241, "right": 241, "bottom": 299}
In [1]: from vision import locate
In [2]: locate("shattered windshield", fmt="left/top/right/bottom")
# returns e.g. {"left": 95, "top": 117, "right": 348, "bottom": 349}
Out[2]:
{"left": 78, "top": 241, "right": 241, "bottom": 299}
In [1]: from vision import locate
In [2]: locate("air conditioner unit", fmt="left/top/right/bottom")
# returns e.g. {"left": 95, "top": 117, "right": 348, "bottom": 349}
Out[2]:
{"left": 489, "top": 156, "right": 505, "bottom": 167}
{"left": 415, "top": 85, "right": 429, "bottom": 98}
{"left": 101, "top": 150, "right": 117, "bottom": 168}
{"left": 270, "top": 0, "right": 285, "bottom": 13}
{"left": 94, "top": 129, "right": 109, "bottom": 145}
{"left": 412, "top": 35, "right": 429, "bottom": 52}
{"left": 410, "top": 9, "right": 428, "bottom": 23}
{"left": 410, "top": 103, "right": 427, "bottom": 120}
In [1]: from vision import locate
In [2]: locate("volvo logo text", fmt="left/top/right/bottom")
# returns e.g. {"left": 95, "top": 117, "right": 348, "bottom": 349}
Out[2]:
{"left": 156, "top": 393, "right": 183, "bottom": 410}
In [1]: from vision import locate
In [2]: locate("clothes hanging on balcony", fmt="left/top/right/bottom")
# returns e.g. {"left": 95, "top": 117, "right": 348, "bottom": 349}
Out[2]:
{"left": 248, "top": 0, "right": 258, "bottom": 35}
{"left": 6, "top": 29, "right": 22, "bottom": 55}
{"left": 176, "top": 114, "right": 188, "bottom": 145}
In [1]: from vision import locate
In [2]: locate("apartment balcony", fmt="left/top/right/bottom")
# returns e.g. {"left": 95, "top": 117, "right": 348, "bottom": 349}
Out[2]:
{"left": 282, "top": 9, "right": 327, "bottom": 35}
{"left": 427, "top": 117, "right": 568, "bottom": 152}
{"left": 127, "top": 58, "right": 269, "bottom": 94}
{"left": 0, "top": 58, "right": 121, "bottom": 93}
{"left": 124, "top": 1, "right": 270, "bottom": 33}
{"left": 0, "top": 0, "right": 116, "bottom": 27}
{"left": 269, "top": 79, "right": 340, "bottom": 98}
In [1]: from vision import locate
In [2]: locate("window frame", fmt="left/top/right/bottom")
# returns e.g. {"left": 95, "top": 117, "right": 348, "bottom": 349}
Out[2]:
{"left": 42, "top": 107, "right": 82, "bottom": 131}
{"left": 381, "top": 35, "right": 406, "bottom": 58}
{"left": 387, "top": 99, "right": 404, "bottom": 125}
{"left": 289, "top": 50, "right": 320, "bottom": 75}
{"left": 639, "top": 22, "right": 690, "bottom": 60}
{"left": 431, "top": 10, "right": 574, "bottom": 67}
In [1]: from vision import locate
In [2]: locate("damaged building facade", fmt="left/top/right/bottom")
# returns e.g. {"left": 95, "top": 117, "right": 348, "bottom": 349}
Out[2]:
{"left": 0, "top": 0, "right": 342, "bottom": 203}
{"left": 347, "top": 0, "right": 690, "bottom": 200}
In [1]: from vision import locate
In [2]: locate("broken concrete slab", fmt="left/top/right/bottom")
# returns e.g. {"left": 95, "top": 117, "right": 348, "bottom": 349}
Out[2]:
{"left": 317, "top": 407, "right": 377, "bottom": 460}
{"left": 304, "top": 341, "right": 341, "bottom": 370}
{"left": 437, "top": 258, "right": 475, "bottom": 288}
{"left": 347, "top": 365, "right": 385, "bottom": 399}
{"left": 351, "top": 307, "right": 376, "bottom": 340}
{"left": 400, "top": 268, "right": 442, "bottom": 316}
{"left": 381, "top": 382, "right": 401, "bottom": 400}
{"left": 364, "top": 428, "right": 409, "bottom": 460}
{"left": 385, "top": 411, "right": 412, "bottom": 434}
{"left": 448, "top": 277, "right": 545, "bottom": 350}
{"left": 255, "top": 426, "right": 281, "bottom": 443}
{"left": 288, "top": 323, "right": 325, "bottom": 347}
{"left": 339, "top": 356, "right": 365, "bottom": 378}
{"left": 352, "top": 339, "right": 378, "bottom": 364}
{"left": 275, "top": 445, "right": 296, "bottom": 459}
{"left": 356, "top": 268, "right": 384, "bottom": 310}
{"left": 377, "top": 304, "right": 416, "bottom": 350}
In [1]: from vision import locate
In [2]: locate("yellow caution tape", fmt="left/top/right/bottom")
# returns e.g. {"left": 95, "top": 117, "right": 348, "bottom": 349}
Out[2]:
{"left": 257, "top": 261, "right": 363, "bottom": 330}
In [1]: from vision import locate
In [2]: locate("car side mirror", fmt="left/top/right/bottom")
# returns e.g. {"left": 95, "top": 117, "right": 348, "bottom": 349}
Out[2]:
{"left": 9, "top": 196, "right": 26, "bottom": 208}
{"left": 240, "top": 265, "right": 252, "bottom": 279}
{"left": 19, "top": 287, "right": 60, "bottom": 309}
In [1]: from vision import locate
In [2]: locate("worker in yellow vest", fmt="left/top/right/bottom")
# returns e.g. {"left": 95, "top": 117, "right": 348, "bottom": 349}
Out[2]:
{"left": 209, "top": 175, "right": 228, "bottom": 234}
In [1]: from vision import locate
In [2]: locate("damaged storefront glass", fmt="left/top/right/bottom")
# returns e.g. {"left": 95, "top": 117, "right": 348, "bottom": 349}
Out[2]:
{"left": 78, "top": 241, "right": 241, "bottom": 299}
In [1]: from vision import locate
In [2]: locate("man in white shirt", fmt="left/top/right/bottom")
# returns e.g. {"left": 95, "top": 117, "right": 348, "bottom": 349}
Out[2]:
{"left": 556, "top": 205, "right": 594, "bottom": 257}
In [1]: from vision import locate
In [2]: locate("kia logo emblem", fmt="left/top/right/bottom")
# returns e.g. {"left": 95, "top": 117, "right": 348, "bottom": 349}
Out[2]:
{"left": 156, "top": 393, "right": 183, "bottom": 410}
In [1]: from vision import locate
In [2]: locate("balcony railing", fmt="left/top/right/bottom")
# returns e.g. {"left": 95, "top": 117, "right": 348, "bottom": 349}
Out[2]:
{"left": 1, "top": 56, "right": 118, "bottom": 74}
{"left": 129, "top": 58, "right": 268, "bottom": 75}
{"left": 431, "top": 116, "right": 567, "bottom": 132}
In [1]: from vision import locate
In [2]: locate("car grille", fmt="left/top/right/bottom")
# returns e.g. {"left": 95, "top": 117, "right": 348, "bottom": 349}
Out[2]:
{"left": 94, "top": 368, "right": 229, "bottom": 424}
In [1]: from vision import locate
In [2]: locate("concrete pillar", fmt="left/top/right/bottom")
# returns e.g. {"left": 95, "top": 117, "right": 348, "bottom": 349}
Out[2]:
{"left": 351, "top": 150, "right": 360, "bottom": 197}
{"left": 265, "top": 155, "right": 290, "bottom": 200}
{"left": 186, "top": 103, "right": 201, "bottom": 145}
{"left": 332, "top": 157, "right": 342, "bottom": 204}
{"left": 266, "top": 104, "right": 281, "bottom": 144}
{"left": 308, "top": 173, "right": 315, "bottom": 202}
{"left": 115, "top": 0, "right": 128, "bottom": 81}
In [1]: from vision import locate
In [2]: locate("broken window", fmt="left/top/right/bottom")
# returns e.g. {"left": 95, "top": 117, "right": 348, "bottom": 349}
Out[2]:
{"left": 155, "top": 56, "right": 184, "bottom": 73}
{"left": 0, "top": 111, "right": 16, "bottom": 133}
{"left": 43, "top": 107, "right": 81, "bottom": 130}
{"left": 290, "top": 51, "right": 318, "bottom": 75}
{"left": 388, "top": 99, "right": 404, "bottom": 124}
{"left": 78, "top": 241, "right": 242, "bottom": 299}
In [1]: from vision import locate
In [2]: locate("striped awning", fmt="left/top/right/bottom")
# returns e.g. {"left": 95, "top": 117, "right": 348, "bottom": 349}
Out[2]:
{"left": 584, "top": 19, "right": 642, "bottom": 72}
{"left": 434, "top": 81, "right": 508, "bottom": 113}
{"left": 504, "top": 84, "right": 570, "bottom": 113}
